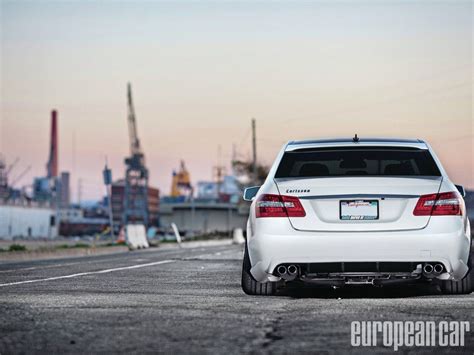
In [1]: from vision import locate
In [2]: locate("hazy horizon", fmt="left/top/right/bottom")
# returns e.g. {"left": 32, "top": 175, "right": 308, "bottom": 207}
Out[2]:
{"left": 1, "top": 1, "right": 472, "bottom": 201}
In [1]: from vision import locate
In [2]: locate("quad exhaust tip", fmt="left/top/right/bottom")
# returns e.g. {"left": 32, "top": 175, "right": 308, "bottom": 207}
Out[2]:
{"left": 287, "top": 265, "right": 298, "bottom": 276}
{"left": 276, "top": 264, "right": 298, "bottom": 281}
{"left": 423, "top": 263, "right": 444, "bottom": 277}
{"left": 277, "top": 265, "right": 287, "bottom": 276}
{"left": 433, "top": 263, "right": 444, "bottom": 274}
{"left": 423, "top": 264, "right": 433, "bottom": 274}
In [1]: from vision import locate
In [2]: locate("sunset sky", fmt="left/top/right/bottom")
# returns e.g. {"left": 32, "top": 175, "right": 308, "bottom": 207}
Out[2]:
{"left": 1, "top": 1, "right": 473, "bottom": 201}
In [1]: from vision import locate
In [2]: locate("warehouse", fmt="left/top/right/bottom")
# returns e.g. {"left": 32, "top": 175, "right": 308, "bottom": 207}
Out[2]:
{"left": 0, "top": 205, "right": 55, "bottom": 239}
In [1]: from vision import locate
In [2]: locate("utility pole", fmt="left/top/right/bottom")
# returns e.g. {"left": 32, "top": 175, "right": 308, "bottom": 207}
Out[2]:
{"left": 231, "top": 143, "right": 236, "bottom": 175}
{"left": 77, "top": 178, "right": 82, "bottom": 205}
{"left": 72, "top": 130, "right": 76, "bottom": 202}
{"left": 217, "top": 145, "right": 222, "bottom": 195}
{"left": 190, "top": 187, "right": 195, "bottom": 238}
{"left": 103, "top": 161, "right": 114, "bottom": 239}
{"left": 213, "top": 145, "right": 226, "bottom": 200}
{"left": 251, "top": 118, "right": 257, "bottom": 183}
{"left": 54, "top": 176, "right": 60, "bottom": 239}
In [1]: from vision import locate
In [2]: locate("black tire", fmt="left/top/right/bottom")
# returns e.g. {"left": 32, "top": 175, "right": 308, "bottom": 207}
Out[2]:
{"left": 241, "top": 243, "right": 277, "bottom": 296}
{"left": 440, "top": 257, "right": 472, "bottom": 295}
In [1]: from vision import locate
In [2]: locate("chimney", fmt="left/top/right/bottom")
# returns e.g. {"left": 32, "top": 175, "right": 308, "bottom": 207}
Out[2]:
{"left": 47, "top": 110, "right": 58, "bottom": 178}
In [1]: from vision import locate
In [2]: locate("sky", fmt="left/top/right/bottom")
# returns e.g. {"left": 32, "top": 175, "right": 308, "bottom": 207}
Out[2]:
{"left": 1, "top": 0, "right": 473, "bottom": 201}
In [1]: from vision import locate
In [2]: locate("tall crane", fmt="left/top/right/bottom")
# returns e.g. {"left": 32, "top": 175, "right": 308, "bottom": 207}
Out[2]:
{"left": 123, "top": 83, "right": 149, "bottom": 226}
{"left": 10, "top": 165, "right": 31, "bottom": 187}
{"left": 0, "top": 156, "right": 20, "bottom": 201}
{"left": 6, "top": 157, "right": 20, "bottom": 176}
{"left": 0, "top": 155, "right": 8, "bottom": 200}
{"left": 127, "top": 83, "right": 143, "bottom": 160}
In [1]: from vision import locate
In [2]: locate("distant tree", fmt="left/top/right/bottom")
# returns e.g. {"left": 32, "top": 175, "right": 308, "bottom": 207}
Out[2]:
{"left": 232, "top": 160, "right": 269, "bottom": 186}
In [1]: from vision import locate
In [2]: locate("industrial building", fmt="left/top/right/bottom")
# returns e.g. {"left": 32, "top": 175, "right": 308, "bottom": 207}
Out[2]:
{"left": 0, "top": 90, "right": 255, "bottom": 240}
{"left": 0, "top": 110, "right": 70, "bottom": 239}
{"left": 0, "top": 204, "right": 55, "bottom": 239}
{"left": 111, "top": 181, "right": 160, "bottom": 228}
{"left": 32, "top": 110, "right": 70, "bottom": 208}
{"left": 59, "top": 172, "right": 70, "bottom": 208}
{"left": 196, "top": 175, "right": 241, "bottom": 203}
{"left": 59, "top": 208, "right": 108, "bottom": 236}
{"left": 159, "top": 202, "right": 249, "bottom": 235}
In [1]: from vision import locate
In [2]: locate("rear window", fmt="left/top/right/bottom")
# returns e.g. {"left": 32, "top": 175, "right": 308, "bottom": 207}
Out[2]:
{"left": 275, "top": 147, "right": 441, "bottom": 178}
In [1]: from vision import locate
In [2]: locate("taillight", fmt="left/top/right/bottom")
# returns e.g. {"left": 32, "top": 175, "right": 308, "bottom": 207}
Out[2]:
{"left": 413, "top": 192, "right": 462, "bottom": 216}
{"left": 255, "top": 194, "right": 306, "bottom": 218}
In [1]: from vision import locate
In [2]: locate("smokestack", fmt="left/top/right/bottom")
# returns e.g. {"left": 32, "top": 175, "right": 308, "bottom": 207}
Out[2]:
{"left": 47, "top": 110, "right": 58, "bottom": 178}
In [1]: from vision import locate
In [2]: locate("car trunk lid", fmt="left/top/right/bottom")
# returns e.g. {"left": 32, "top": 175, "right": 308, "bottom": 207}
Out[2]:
{"left": 275, "top": 177, "right": 442, "bottom": 232}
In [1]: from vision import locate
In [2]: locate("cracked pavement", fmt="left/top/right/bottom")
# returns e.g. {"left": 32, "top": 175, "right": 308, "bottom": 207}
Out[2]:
{"left": 0, "top": 241, "right": 473, "bottom": 354}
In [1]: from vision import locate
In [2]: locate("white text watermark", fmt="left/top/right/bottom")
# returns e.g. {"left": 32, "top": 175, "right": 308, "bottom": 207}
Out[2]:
{"left": 351, "top": 321, "right": 470, "bottom": 351}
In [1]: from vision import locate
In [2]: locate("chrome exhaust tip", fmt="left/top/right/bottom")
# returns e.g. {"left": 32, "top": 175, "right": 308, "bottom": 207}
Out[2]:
{"left": 423, "top": 263, "right": 434, "bottom": 275}
{"left": 277, "top": 265, "right": 287, "bottom": 276}
{"left": 287, "top": 265, "right": 298, "bottom": 276}
{"left": 276, "top": 265, "right": 298, "bottom": 281}
{"left": 433, "top": 263, "right": 444, "bottom": 275}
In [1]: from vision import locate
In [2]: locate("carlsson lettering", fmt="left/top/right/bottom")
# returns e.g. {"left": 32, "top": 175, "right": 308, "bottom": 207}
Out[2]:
{"left": 286, "top": 189, "right": 310, "bottom": 194}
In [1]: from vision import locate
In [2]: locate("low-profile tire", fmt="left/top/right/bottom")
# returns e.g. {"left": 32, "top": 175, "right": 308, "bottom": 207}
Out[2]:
{"left": 440, "top": 257, "right": 473, "bottom": 295}
{"left": 241, "top": 243, "right": 277, "bottom": 296}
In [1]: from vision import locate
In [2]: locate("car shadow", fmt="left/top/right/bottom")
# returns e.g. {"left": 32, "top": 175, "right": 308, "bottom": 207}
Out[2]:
{"left": 280, "top": 283, "right": 442, "bottom": 299}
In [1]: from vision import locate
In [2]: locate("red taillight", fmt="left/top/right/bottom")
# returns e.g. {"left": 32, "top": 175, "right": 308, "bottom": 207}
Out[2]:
{"left": 255, "top": 194, "right": 306, "bottom": 218}
{"left": 413, "top": 192, "right": 462, "bottom": 216}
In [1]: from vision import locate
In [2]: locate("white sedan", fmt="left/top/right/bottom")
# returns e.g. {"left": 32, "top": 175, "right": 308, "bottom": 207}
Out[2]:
{"left": 242, "top": 137, "right": 472, "bottom": 295}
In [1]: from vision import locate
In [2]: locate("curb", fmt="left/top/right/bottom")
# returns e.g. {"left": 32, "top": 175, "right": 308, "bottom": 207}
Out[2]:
{"left": 0, "top": 246, "right": 129, "bottom": 263}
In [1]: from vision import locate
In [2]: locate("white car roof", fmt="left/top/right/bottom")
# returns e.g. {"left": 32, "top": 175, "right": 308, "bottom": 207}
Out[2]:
{"left": 285, "top": 138, "right": 428, "bottom": 151}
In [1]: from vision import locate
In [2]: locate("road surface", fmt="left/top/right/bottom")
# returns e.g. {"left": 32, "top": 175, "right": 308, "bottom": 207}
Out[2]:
{"left": 0, "top": 241, "right": 473, "bottom": 353}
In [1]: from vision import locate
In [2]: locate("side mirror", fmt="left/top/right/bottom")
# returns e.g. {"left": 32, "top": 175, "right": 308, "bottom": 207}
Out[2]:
{"left": 455, "top": 185, "right": 466, "bottom": 198}
{"left": 243, "top": 186, "right": 260, "bottom": 201}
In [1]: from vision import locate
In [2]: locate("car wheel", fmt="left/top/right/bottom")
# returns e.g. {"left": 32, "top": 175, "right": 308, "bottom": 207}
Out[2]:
{"left": 440, "top": 257, "right": 472, "bottom": 295}
{"left": 241, "top": 243, "right": 277, "bottom": 296}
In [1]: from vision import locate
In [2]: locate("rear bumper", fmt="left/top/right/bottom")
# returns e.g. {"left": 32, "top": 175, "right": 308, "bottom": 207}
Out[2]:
{"left": 248, "top": 218, "right": 471, "bottom": 283}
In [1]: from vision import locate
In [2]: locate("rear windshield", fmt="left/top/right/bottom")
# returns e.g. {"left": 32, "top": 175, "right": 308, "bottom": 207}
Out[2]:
{"left": 275, "top": 147, "right": 441, "bottom": 178}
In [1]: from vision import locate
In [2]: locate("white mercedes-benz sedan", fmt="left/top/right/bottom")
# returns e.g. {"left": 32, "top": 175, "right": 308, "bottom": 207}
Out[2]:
{"left": 242, "top": 137, "right": 472, "bottom": 295}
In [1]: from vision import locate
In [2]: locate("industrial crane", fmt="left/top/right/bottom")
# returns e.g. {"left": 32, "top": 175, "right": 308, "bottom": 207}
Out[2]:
{"left": 170, "top": 160, "right": 193, "bottom": 200}
{"left": 10, "top": 165, "right": 32, "bottom": 187}
{"left": 123, "top": 83, "right": 149, "bottom": 226}
{"left": 6, "top": 157, "right": 20, "bottom": 176}
{"left": 127, "top": 84, "right": 143, "bottom": 162}
{"left": 0, "top": 157, "right": 21, "bottom": 200}
{"left": 0, "top": 155, "right": 7, "bottom": 200}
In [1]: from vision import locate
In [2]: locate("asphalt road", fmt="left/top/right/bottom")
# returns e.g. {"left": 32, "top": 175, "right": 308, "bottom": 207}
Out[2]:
{"left": 0, "top": 241, "right": 473, "bottom": 354}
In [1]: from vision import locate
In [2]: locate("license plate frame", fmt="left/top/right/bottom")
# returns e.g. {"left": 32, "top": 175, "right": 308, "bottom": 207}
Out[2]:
{"left": 340, "top": 200, "right": 379, "bottom": 220}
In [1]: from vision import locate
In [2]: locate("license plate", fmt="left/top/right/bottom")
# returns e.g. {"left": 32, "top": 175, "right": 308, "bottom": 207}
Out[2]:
{"left": 340, "top": 200, "right": 379, "bottom": 220}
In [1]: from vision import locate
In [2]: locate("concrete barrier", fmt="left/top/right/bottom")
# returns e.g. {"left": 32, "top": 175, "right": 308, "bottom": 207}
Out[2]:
{"left": 232, "top": 228, "right": 245, "bottom": 245}
{"left": 171, "top": 223, "right": 182, "bottom": 247}
{"left": 125, "top": 224, "right": 149, "bottom": 250}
